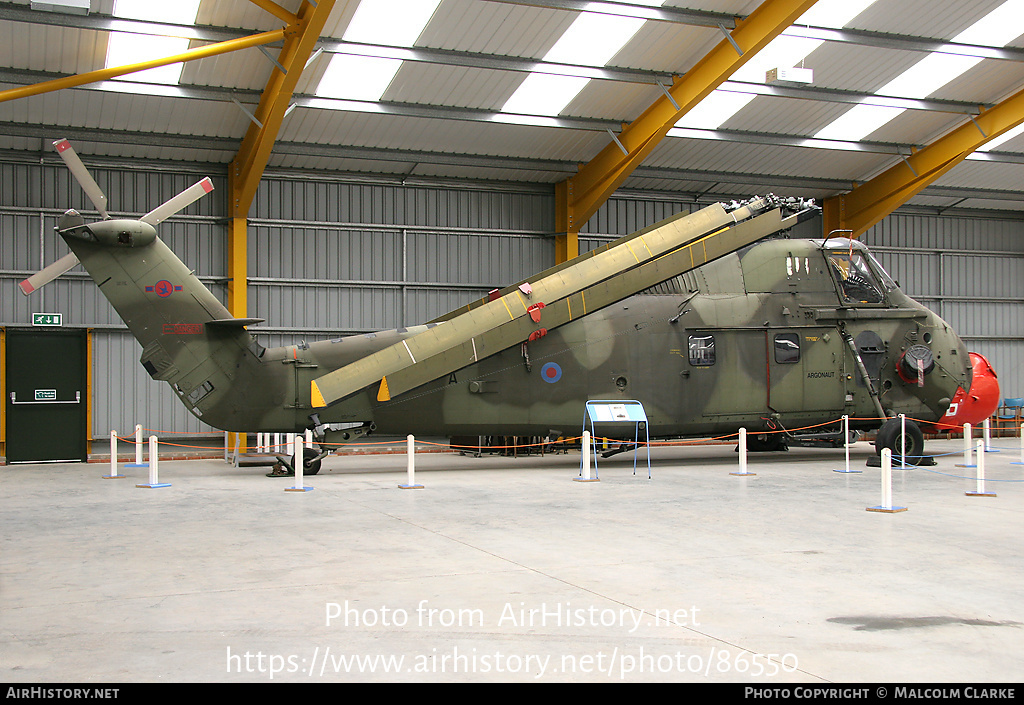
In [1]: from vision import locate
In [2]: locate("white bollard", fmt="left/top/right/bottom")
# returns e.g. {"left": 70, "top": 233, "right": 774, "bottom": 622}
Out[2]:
{"left": 834, "top": 415, "right": 861, "bottom": 473}
{"left": 137, "top": 435, "right": 170, "bottom": 488}
{"left": 957, "top": 423, "right": 976, "bottom": 468}
{"left": 126, "top": 423, "right": 148, "bottom": 467}
{"left": 867, "top": 448, "right": 906, "bottom": 513}
{"left": 575, "top": 430, "right": 599, "bottom": 482}
{"left": 400, "top": 434, "right": 424, "bottom": 489}
{"left": 730, "top": 428, "right": 756, "bottom": 476}
{"left": 103, "top": 430, "right": 124, "bottom": 479}
{"left": 966, "top": 440, "right": 997, "bottom": 497}
{"left": 983, "top": 418, "right": 998, "bottom": 452}
{"left": 286, "top": 436, "right": 313, "bottom": 492}
{"left": 1013, "top": 426, "right": 1024, "bottom": 465}
{"left": 893, "top": 414, "right": 911, "bottom": 469}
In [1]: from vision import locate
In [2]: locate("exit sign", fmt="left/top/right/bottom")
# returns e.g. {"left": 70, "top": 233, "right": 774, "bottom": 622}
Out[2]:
{"left": 32, "top": 313, "right": 63, "bottom": 326}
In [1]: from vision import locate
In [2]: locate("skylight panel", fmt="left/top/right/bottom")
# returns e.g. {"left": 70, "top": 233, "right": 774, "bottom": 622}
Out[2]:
{"left": 315, "top": 0, "right": 441, "bottom": 102}
{"left": 500, "top": 4, "right": 662, "bottom": 116}
{"left": 105, "top": 33, "right": 191, "bottom": 85}
{"left": 543, "top": 13, "right": 646, "bottom": 68}
{"left": 814, "top": 0, "right": 1024, "bottom": 143}
{"left": 501, "top": 74, "right": 591, "bottom": 115}
{"left": 673, "top": 0, "right": 879, "bottom": 131}
{"left": 344, "top": 0, "right": 443, "bottom": 46}
{"left": 105, "top": 0, "right": 201, "bottom": 85}
{"left": 978, "top": 122, "right": 1024, "bottom": 152}
{"left": 112, "top": 0, "right": 201, "bottom": 24}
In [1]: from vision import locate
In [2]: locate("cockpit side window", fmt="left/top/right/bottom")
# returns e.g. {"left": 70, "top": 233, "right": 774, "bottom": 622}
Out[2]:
{"left": 827, "top": 251, "right": 886, "bottom": 304}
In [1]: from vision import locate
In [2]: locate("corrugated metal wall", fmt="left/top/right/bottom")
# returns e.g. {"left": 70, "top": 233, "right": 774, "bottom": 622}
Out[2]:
{"left": 3, "top": 154, "right": 1022, "bottom": 448}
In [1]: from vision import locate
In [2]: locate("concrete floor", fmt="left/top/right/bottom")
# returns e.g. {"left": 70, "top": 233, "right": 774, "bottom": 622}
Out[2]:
{"left": 2, "top": 437, "right": 1022, "bottom": 683}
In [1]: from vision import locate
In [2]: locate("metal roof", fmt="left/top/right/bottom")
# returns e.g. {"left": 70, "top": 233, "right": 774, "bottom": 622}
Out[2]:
{"left": 1, "top": 0, "right": 1023, "bottom": 217}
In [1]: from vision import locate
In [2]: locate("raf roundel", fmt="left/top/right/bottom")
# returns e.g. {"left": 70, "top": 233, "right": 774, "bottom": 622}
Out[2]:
{"left": 540, "top": 362, "right": 562, "bottom": 384}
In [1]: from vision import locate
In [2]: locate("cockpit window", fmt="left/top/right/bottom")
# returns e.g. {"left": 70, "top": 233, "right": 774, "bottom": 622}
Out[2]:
{"left": 827, "top": 250, "right": 886, "bottom": 304}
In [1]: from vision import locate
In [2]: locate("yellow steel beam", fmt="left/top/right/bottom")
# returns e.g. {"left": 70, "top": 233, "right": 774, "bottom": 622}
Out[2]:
{"left": 553, "top": 0, "right": 818, "bottom": 257}
{"left": 0, "top": 28, "right": 286, "bottom": 105}
{"left": 554, "top": 180, "right": 578, "bottom": 262}
{"left": 823, "top": 84, "right": 1024, "bottom": 238}
{"left": 230, "top": 0, "right": 336, "bottom": 217}
{"left": 247, "top": 0, "right": 299, "bottom": 26}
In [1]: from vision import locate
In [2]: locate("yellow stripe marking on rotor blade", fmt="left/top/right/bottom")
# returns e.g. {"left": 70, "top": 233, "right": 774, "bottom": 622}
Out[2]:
{"left": 639, "top": 235, "right": 652, "bottom": 257}
{"left": 311, "top": 381, "right": 327, "bottom": 408}
{"left": 625, "top": 241, "right": 641, "bottom": 264}
{"left": 377, "top": 376, "right": 391, "bottom": 402}
{"left": 501, "top": 296, "right": 515, "bottom": 321}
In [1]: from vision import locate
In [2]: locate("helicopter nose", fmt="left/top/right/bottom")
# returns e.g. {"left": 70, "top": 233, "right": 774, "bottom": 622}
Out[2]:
{"left": 933, "top": 352, "right": 1000, "bottom": 430}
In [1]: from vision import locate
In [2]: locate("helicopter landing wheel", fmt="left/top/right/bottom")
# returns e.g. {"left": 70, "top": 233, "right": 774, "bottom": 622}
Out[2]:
{"left": 875, "top": 417, "right": 925, "bottom": 466}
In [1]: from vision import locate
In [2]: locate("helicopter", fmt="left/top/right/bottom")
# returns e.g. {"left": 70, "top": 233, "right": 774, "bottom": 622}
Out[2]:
{"left": 20, "top": 139, "right": 1000, "bottom": 474}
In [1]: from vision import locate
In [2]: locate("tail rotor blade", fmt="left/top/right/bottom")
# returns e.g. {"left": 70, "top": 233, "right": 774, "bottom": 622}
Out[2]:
{"left": 19, "top": 252, "right": 80, "bottom": 295}
{"left": 53, "top": 139, "right": 109, "bottom": 220}
{"left": 141, "top": 177, "right": 214, "bottom": 226}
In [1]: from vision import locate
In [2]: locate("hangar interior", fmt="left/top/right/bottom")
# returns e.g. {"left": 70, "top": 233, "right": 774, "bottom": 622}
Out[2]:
{"left": 2, "top": 0, "right": 1024, "bottom": 456}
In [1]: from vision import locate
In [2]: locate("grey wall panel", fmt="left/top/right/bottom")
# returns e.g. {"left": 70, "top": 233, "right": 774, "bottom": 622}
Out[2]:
{"left": 252, "top": 178, "right": 554, "bottom": 232}
{"left": 942, "top": 301, "right": 1024, "bottom": 340}
{"left": 250, "top": 283, "right": 402, "bottom": 333}
{"left": 864, "top": 213, "right": 1024, "bottom": 253}
{"left": 583, "top": 196, "right": 699, "bottom": 235}
{"left": 940, "top": 254, "right": 1024, "bottom": 300}
{"left": 406, "top": 230, "right": 551, "bottom": 286}
{"left": 249, "top": 226, "right": 403, "bottom": 281}
{"left": 404, "top": 287, "right": 491, "bottom": 325}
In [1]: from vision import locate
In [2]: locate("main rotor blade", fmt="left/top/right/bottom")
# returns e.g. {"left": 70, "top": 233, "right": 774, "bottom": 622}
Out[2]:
{"left": 53, "top": 139, "right": 109, "bottom": 220}
{"left": 141, "top": 177, "right": 214, "bottom": 226}
{"left": 19, "top": 252, "right": 80, "bottom": 295}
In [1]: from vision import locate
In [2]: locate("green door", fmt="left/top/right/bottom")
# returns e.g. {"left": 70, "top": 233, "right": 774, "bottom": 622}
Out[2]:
{"left": 5, "top": 329, "right": 88, "bottom": 463}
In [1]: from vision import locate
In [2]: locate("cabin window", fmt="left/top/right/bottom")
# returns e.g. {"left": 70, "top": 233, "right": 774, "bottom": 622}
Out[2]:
{"left": 774, "top": 333, "right": 800, "bottom": 364}
{"left": 688, "top": 334, "right": 715, "bottom": 366}
{"left": 827, "top": 251, "right": 885, "bottom": 304}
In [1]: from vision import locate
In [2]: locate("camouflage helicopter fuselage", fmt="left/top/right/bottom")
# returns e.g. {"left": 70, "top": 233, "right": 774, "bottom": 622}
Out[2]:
{"left": 65, "top": 223, "right": 968, "bottom": 447}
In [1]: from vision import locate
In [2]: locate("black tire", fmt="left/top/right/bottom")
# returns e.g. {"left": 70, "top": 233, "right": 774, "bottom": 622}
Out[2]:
{"left": 747, "top": 432, "right": 787, "bottom": 452}
{"left": 302, "top": 446, "right": 322, "bottom": 475}
{"left": 875, "top": 417, "right": 925, "bottom": 465}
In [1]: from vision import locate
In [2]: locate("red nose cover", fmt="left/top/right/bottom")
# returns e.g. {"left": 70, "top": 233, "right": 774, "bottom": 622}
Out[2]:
{"left": 931, "top": 352, "right": 1000, "bottom": 431}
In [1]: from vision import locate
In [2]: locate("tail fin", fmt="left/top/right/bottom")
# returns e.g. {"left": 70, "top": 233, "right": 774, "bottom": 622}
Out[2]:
{"left": 65, "top": 232, "right": 263, "bottom": 426}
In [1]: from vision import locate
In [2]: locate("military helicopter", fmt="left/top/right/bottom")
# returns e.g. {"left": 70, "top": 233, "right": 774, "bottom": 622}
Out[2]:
{"left": 21, "top": 140, "right": 999, "bottom": 473}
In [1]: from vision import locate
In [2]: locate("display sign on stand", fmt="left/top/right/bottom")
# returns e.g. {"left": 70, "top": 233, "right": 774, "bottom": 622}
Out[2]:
{"left": 581, "top": 400, "right": 651, "bottom": 479}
